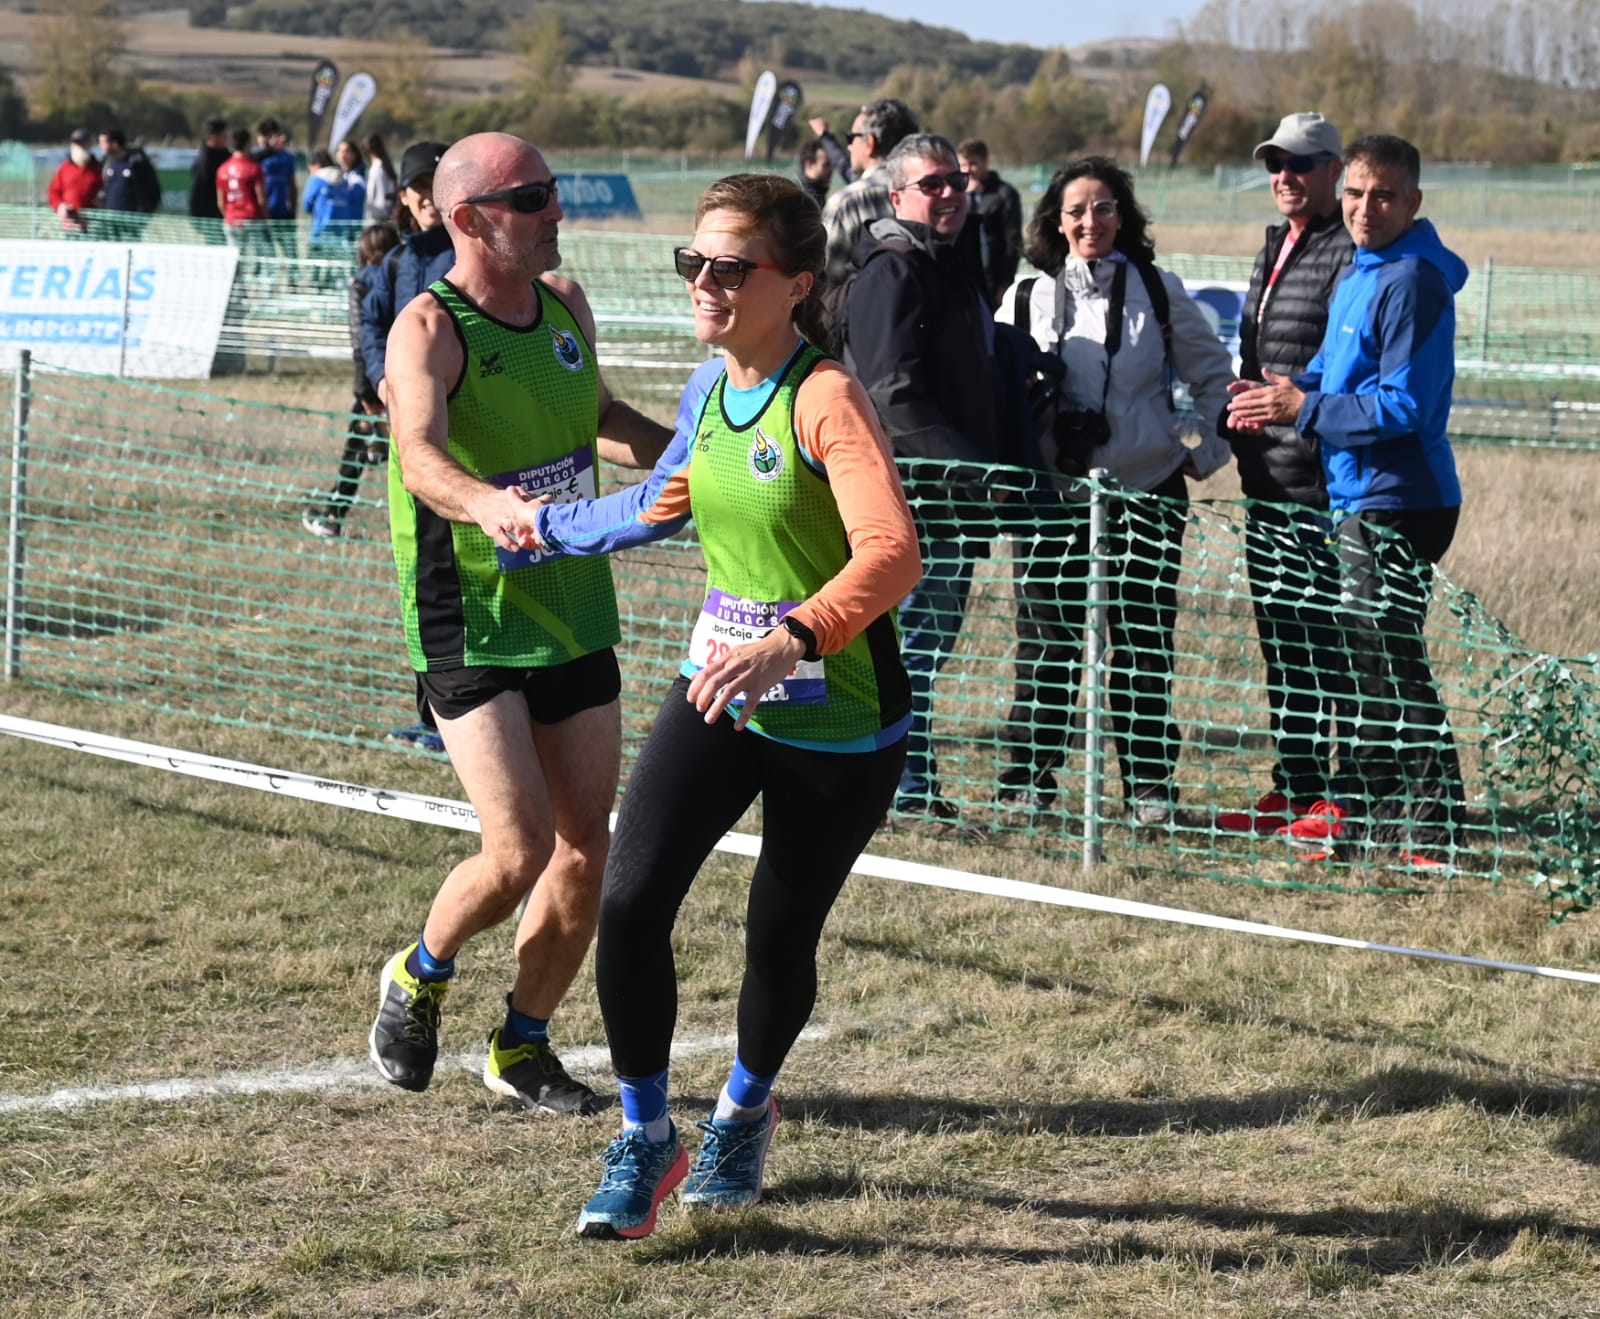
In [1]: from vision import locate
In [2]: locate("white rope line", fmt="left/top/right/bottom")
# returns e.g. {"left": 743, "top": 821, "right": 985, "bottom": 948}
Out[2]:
{"left": 0, "top": 1029, "right": 827, "bottom": 1117}
{"left": 3, "top": 714, "right": 1595, "bottom": 987}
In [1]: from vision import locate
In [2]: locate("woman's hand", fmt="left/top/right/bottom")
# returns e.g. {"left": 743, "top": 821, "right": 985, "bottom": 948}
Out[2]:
{"left": 473, "top": 486, "right": 547, "bottom": 554}
{"left": 686, "top": 627, "right": 809, "bottom": 731}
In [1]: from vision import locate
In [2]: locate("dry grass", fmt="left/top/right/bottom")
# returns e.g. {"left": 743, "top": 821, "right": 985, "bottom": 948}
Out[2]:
{"left": 2, "top": 688, "right": 1599, "bottom": 1317}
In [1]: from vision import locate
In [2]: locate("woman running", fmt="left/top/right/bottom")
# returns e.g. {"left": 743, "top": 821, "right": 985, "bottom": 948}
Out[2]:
{"left": 525, "top": 173, "right": 921, "bottom": 1240}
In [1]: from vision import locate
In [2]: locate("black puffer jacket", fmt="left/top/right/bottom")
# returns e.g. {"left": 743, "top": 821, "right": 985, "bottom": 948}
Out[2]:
{"left": 842, "top": 217, "right": 1001, "bottom": 540}
{"left": 1234, "top": 209, "right": 1355, "bottom": 506}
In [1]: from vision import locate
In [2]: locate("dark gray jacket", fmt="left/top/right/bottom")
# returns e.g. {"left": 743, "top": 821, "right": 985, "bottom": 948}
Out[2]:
{"left": 1234, "top": 209, "right": 1355, "bottom": 506}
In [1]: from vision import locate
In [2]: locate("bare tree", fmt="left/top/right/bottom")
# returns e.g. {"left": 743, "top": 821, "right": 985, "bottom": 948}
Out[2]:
{"left": 27, "top": 0, "right": 123, "bottom": 122}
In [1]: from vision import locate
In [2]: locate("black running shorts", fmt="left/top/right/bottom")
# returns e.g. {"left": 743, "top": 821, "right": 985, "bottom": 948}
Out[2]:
{"left": 415, "top": 648, "right": 621, "bottom": 728}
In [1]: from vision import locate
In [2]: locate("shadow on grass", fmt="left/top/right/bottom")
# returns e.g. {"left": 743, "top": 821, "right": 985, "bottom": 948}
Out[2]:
{"left": 646, "top": 1193, "right": 1598, "bottom": 1273}
{"left": 30, "top": 770, "right": 405, "bottom": 865}
{"left": 646, "top": 1180, "right": 1599, "bottom": 1274}
{"left": 784, "top": 1068, "right": 1600, "bottom": 1161}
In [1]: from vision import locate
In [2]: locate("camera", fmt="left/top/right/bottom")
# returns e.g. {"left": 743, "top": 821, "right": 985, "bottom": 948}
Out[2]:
{"left": 1049, "top": 407, "right": 1112, "bottom": 477}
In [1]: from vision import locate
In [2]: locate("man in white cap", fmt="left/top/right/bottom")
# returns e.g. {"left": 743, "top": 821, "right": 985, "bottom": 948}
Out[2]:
{"left": 1215, "top": 112, "right": 1355, "bottom": 838}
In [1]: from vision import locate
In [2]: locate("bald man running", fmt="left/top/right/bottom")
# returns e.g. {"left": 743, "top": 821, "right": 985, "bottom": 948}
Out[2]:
{"left": 369, "top": 132, "right": 669, "bottom": 1114}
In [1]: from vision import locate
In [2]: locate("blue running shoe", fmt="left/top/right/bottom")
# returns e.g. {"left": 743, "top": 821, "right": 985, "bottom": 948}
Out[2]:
{"left": 576, "top": 1126, "right": 688, "bottom": 1240}
{"left": 681, "top": 1096, "right": 780, "bottom": 1210}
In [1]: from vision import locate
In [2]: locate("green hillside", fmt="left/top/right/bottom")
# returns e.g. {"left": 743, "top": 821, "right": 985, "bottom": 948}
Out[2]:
{"left": 222, "top": 0, "right": 1043, "bottom": 86}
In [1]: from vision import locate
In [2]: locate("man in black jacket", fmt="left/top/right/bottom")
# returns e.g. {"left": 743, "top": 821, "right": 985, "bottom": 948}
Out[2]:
{"left": 1218, "top": 111, "right": 1356, "bottom": 836}
{"left": 957, "top": 139, "right": 1022, "bottom": 309}
{"left": 188, "top": 118, "right": 230, "bottom": 241}
{"left": 841, "top": 132, "right": 1008, "bottom": 827}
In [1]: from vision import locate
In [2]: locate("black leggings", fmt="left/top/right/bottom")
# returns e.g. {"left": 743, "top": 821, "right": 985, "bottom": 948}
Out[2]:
{"left": 596, "top": 677, "right": 906, "bottom": 1079}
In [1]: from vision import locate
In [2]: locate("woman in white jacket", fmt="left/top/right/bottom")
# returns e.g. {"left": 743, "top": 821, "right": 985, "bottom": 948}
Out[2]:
{"left": 995, "top": 156, "right": 1235, "bottom": 824}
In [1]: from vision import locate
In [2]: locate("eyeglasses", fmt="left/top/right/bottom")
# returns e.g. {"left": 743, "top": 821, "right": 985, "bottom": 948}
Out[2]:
{"left": 673, "top": 247, "right": 780, "bottom": 290}
{"left": 843, "top": 131, "right": 865, "bottom": 144}
{"left": 462, "top": 179, "right": 558, "bottom": 213}
{"left": 1062, "top": 199, "right": 1118, "bottom": 221}
{"left": 1262, "top": 153, "right": 1337, "bottom": 176}
{"left": 903, "top": 170, "right": 968, "bottom": 196}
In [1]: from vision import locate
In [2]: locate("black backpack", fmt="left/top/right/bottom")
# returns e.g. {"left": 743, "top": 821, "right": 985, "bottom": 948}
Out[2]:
{"left": 823, "top": 235, "right": 914, "bottom": 357}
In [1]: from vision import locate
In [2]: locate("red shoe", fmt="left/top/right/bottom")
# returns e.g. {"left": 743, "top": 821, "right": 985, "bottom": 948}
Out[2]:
{"left": 1280, "top": 800, "right": 1349, "bottom": 844}
{"left": 1216, "top": 791, "right": 1289, "bottom": 834}
{"left": 1216, "top": 792, "right": 1318, "bottom": 835}
{"left": 1401, "top": 849, "right": 1458, "bottom": 875}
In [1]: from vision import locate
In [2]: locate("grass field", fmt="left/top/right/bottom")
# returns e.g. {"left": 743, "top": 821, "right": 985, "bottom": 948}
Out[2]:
{"left": 2, "top": 687, "right": 1599, "bottom": 1317}
{"left": 3, "top": 242, "right": 1600, "bottom": 1312}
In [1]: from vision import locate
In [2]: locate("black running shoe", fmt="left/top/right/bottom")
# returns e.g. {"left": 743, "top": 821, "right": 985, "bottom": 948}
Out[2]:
{"left": 368, "top": 944, "right": 448, "bottom": 1092}
{"left": 484, "top": 1027, "right": 604, "bottom": 1115}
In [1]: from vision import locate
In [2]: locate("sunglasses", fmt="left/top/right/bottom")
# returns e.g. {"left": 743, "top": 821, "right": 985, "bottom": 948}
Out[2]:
{"left": 462, "top": 179, "right": 559, "bottom": 213}
{"left": 1062, "top": 199, "right": 1118, "bottom": 220}
{"left": 673, "top": 247, "right": 780, "bottom": 290}
{"left": 1262, "top": 153, "right": 1337, "bottom": 176}
{"left": 844, "top": 131, "right": 865, "bottom": 144}
{"left": 904, "top": 170, "right": 968, "bottom": 196}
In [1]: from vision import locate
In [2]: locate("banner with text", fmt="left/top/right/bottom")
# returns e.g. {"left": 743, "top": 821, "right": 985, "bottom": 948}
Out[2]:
{"left": 306, "top": 60, "right": 339, "bottom": 150}
{"left": 1140, "top": 84, "right": 1171, "bottom": 168}
{"left": 328, "top": 73, "right": 377, "bottom": 152}
{"left": 0, "top": 241, "right": 239, "bottom": 378}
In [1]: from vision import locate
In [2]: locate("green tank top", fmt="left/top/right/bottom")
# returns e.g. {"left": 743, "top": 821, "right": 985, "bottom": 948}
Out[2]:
{"left": 389, "top": 277, "right": 619, "bottom": 671}
{"left": 686, "top": 344, "right": 907, "bottom": 746}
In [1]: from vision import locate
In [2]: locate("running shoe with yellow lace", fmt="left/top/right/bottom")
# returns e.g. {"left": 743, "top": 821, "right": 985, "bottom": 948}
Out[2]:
{"left": 484, "top": 1026, "right": 604, "bottom": 1116}
{"left": 368, "top": 943, "right": 449, "bottom": 1092}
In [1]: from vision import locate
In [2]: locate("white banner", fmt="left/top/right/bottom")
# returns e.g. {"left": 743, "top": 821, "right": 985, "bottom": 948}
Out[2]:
{"left": 1140, "top": 83, "right": 1172, "bottom": 168}
{"left": 328, "top": 72, "right": 377, "bottom": 151}
{"left": 745, "top": 70, "right": 777, "bottom": 160}
{"left": 0, "top": 241, "right": 239, "bottom": 378}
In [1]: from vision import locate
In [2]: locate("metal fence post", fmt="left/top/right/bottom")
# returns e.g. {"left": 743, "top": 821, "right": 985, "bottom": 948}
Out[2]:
{"left": 1478, "top": 254, "right": 1494, "bottom": 362}
{"left": 1082, "top": 469, "right": 1111, "bottom": 870}
{"left": 5, "top": 348, "right": 31, "bottom": 681}
{"left": 118, "top": 246, "right": 134, "bottom": 379}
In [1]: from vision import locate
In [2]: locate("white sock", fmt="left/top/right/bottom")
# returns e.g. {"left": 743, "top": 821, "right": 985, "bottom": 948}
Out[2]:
{"left": 713, "top": 1084, "right": 769, "bottom": 1123}
{"left": 622, "top": 1115, "right": 673, "bottom": 1144}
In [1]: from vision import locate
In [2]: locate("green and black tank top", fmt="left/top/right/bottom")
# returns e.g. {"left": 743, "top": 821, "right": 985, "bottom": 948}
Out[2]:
{"left": 684, "top": 342, "right": 909, "bottom": 749}
{"left": 389, "top": 277, "right": 619, "bottom": 671}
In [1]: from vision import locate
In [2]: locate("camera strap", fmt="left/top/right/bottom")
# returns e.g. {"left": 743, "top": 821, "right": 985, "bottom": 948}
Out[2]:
{"left": 1053, "top": 259, "right": 1175, "bottom": 414}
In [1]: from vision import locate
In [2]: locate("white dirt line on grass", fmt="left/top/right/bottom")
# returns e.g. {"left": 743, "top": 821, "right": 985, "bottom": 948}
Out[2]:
{"left": 0, "top": 1028, "right": 829, "bottom": 1117}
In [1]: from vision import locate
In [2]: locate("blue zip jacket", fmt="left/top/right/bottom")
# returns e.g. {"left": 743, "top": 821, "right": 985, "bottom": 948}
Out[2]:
{"left": 358, "top": 225, "right": 456, "bottom": 389}
{"left": 1293, "top": 218, "right": 1467, "bottom": 513}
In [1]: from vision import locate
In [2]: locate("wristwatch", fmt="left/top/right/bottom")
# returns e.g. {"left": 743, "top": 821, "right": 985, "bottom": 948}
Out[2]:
{"left": 779, "top": 615, "right": 821, "bottom": 662}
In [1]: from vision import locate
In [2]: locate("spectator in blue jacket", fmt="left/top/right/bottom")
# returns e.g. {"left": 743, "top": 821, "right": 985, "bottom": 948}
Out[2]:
{"left": 303, "top": 144, "right": 365, "bottom": 256}
{"left": 358, "top": 141, "right": 454, "bottom": 403}
{"left": 1227, "top": 133, "right": 1467, "bottom": 871}
{"left": 254, "top": 118, "right": 299, "bottom": 258}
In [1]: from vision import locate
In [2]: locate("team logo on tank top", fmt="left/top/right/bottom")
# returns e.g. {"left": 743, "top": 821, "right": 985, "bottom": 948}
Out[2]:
{"left": 748, "top": 425, "right": 784, "bottom": 481}
{"left": 550, "top": 327, "right": 584, "bottom": 372}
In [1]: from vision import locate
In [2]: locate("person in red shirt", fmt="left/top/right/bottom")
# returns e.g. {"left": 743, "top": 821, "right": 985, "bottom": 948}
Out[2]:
{"left": 45, "top": 129, "right": 100, "bottom": 236}
{"left": 215, "top": 127, "right": 267, "bottom": 249}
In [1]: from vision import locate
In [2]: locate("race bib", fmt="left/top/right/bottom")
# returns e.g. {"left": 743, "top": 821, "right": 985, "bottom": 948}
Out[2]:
{"left": 488, "top": 449, "right": 596, "bottom": 570}
{"left": 688, "top": 588, "right": 826, "bottom": 705}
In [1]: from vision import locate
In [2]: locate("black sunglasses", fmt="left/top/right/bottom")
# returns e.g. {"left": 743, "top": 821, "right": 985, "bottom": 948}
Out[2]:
{"left": 904, "top": 170, "right": 968, "bottom": 196}
{"left": 673, "top": 247, "right": 779, "bottom": 290}
{"left": 843, "top": 131, "right": 865, "bottom": 144}
{"left": 462, "top": 179, "right": 559, "bottom": 213}
{"left": 1262, "top": 153, "right": 1337, "bottom": 176}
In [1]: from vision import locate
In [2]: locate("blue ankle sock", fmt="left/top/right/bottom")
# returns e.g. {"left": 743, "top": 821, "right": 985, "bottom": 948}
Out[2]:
{"left": 408, "top": 933, "right": 454, "bottom": 982}
{"left": 723, "top": 1054, "right": 777, "bottom": 1112}
{"left": 501, "top": 997, "right": 549, "bottom": 1046}
{"left": 618, "top": 1067, "right": 672, "bottom": 1142}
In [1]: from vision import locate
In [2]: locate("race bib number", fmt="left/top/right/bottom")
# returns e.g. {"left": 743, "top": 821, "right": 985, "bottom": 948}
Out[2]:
{"left": 688, "top": 588, "right": 826, "bottom": 706}
{"left": 489, "top": 449, "right": 596, "bottom": 570}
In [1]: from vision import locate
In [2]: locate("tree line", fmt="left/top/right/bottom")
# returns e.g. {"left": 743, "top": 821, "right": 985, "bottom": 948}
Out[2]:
{"left": 6, "top": 0, "right": 1599, "bottom": 167}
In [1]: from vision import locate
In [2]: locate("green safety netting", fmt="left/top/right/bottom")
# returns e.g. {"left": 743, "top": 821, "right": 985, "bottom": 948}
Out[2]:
{"left": 0, "top": 215, "right": 1592, "bottom": 444}
{"left": 2, "top": 362, "right": 1595, "bottom": 916}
